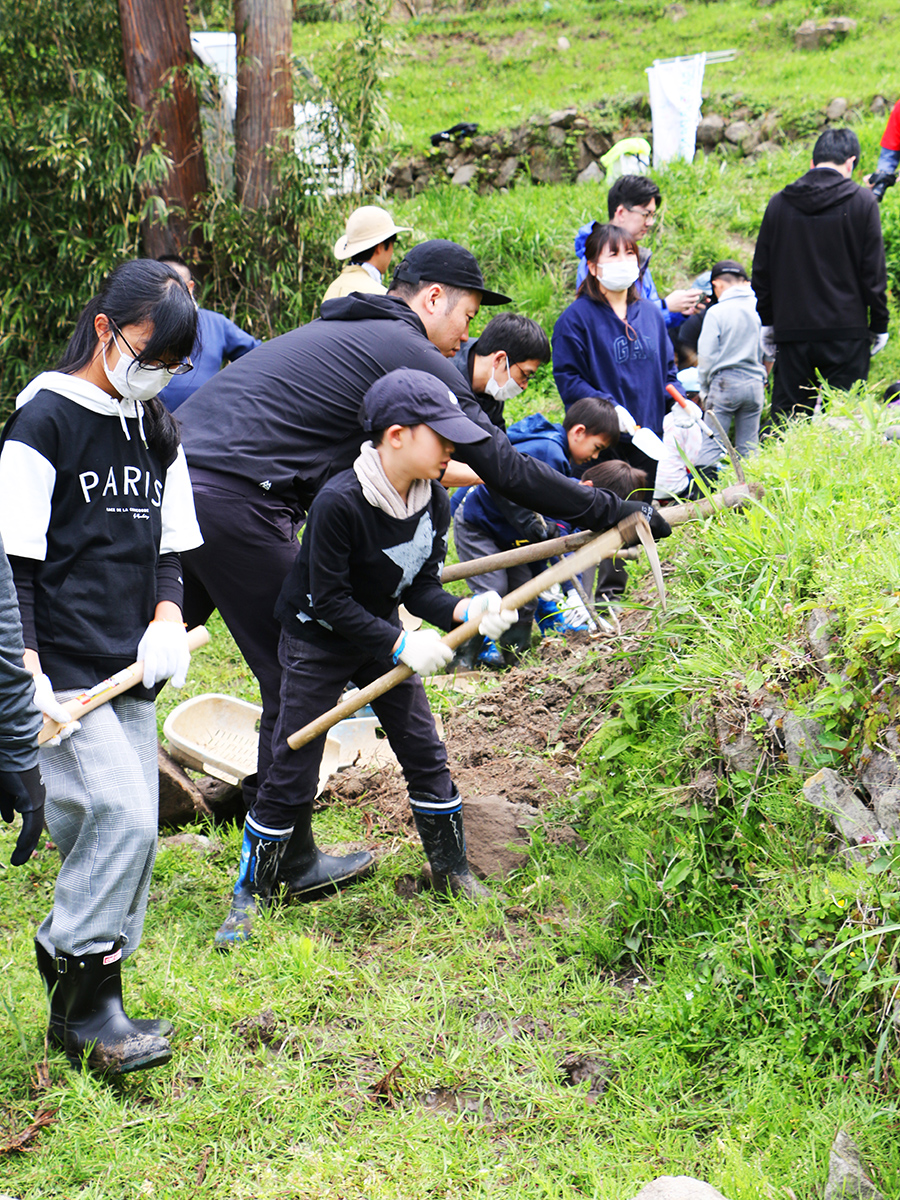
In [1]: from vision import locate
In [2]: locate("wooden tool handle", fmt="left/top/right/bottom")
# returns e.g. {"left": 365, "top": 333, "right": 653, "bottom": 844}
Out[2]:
{"left": 287, "top": 485, "right": 755, "bottom": 752}
{"left": 37, "top": 625, "right": 210, "bottom": 745}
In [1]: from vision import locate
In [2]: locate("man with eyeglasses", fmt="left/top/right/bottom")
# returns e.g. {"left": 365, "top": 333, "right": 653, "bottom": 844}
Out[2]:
{"left": 156, "top": 256, "right": 261, "bottom": 411}
{"left": 574, "top": 175, "right": 701, "bottom": 328}
{"left": 450, "top": 312, "right": 551, "bottom": 431}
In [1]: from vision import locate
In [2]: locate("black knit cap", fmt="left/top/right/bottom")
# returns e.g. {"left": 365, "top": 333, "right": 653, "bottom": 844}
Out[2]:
{"left": 391, "top": 239, "right": 512, "bottom": 305}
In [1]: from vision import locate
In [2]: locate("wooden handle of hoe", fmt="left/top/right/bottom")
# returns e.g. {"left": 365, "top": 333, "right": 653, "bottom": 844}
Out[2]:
{"left": 286, "top": 484, "right": 752, "bottom": 752}
{"left": 37, "top": 625, "right": 211, "bottom": 745}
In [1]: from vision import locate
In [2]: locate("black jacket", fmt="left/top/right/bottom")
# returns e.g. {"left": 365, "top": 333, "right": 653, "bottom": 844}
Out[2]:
{"left": 276, "top": 470, "right": 457, "bottom": 662}
{"left": 177, "top": 293, "right": 622, "bottom": 531}
{"left": 752, "top": 167, "right": 888, "bottom": 341}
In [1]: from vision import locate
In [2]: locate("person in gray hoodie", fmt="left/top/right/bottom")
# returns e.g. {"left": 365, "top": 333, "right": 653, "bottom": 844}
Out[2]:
{"left": 694, "top": 259, "right": 768, "bottom": 473}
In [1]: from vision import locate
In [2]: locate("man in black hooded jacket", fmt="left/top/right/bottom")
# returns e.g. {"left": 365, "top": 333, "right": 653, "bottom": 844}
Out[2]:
{"left": 175, "top": 240, "right": 668, "bottom": 899}
{"left": 752, "top": 127, "right": 889, "bottom": 422}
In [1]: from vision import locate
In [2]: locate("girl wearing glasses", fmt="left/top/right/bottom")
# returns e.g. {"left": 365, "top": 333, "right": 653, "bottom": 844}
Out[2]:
{"left": 0, "top": 259, "right": 202, "bottom": 1075}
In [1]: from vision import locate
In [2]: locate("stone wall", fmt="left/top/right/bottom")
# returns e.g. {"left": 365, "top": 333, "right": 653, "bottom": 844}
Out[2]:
{"left": 382, "top": 92, "right": 895, "bottom": 199}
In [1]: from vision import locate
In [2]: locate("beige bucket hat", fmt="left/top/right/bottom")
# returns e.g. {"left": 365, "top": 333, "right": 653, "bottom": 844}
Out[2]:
{"left": 334, "top": 206, "right": 411, "bottom": 260}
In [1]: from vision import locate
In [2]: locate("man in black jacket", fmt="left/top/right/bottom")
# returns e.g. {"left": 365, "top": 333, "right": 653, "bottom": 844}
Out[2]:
{"left": 752, "top": 127, "right": 889, "bottom": 421}
{"left": 176, "top": 240, "right": 668, "bottom": 898}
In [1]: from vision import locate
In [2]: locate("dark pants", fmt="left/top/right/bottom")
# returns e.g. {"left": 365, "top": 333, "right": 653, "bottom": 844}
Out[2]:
{"left": 180, "top": 469, "right": 304, "bottom": 791}
{"left": 771, "top": 338, "right": 870, "bottom": 421}
{"left": 253, "top": 632, "right": 453, "bottom": 830}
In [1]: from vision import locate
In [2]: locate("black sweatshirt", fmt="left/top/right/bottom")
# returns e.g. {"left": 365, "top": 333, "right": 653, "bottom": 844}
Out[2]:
{"left": 177, "top": 293, "right": 623, "bottom": 531}
{"left": 752, "top": 167, "right": 889, "bottom": 341}
{"left": 275, "top": 470, "right": 458, "bottom": 662}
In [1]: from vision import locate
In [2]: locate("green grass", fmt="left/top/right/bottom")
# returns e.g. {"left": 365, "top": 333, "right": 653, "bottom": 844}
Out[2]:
{"left": 294, "top": 0, "right": 898, "bottom": 155}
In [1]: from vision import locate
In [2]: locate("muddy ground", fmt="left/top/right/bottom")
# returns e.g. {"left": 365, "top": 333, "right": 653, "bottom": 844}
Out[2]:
{"left": 317, "top": 597, "right": 657, "bottom": 845}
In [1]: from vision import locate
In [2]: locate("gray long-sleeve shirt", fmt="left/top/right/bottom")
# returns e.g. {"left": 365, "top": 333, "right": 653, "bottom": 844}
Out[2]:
{"left": 697, "top": 285, "right": 767, "bottom": 396}
{"left": 0, "top": 533, "right": 41, "bottom": 772}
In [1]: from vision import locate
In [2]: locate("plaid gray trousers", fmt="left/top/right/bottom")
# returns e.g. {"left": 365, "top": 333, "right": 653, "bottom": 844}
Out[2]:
{"left": 34, "top": 693, "right": 158, "bottom": 958}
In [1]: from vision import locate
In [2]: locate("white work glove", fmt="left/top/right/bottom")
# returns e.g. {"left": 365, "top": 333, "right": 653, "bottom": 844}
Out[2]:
{"left": 672, "top": 398, "right": 703, "bottom": 428}
{"left": 137, "top": 620, "right": 191, "bottom": 689}
{"left": 870, "top": 332, "right": 890, "bottom": 356}
{"left": 393, "top": 629, "right": 453, "bottom": 676}
{"left": 465, "top": 591, "right": 519, "bottom": 641}
{"left": 760, "top": 326, "right": 777, "bottom": 358}
{"left": 615, "top": 405, "right": 638, "bottom": 435}
{"left": 32, "top": 673, "right": 81, "bottom": 745}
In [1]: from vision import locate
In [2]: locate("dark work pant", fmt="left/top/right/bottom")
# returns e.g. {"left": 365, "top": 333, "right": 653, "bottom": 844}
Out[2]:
{"left": 586, "top": 440, "right": 657, "bottom": 600}
{"left": 771, "top": 338, "right": 870, "bottom": 421}
{"left": 180, "top": 469, "right": 304, "bottom": 791}
{"left": 253, "top": 631, "right": 453, "bottom": 830}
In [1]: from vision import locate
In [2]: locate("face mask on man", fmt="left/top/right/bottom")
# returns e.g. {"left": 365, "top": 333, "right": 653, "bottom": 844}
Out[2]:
{"left": 102, "top": 338, "right": 170, "bottom": 404}
{"left": 598, "top": 260, "right": 641, "bottom": 292}
{"left": 484, "top": 355, "right": 523, "bottom": 403}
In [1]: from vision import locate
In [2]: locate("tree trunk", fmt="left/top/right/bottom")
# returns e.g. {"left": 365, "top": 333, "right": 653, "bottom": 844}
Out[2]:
{"left": 234, "top": 0, "right": 294, "bottom": 210}
{"left": 118, "top": 0, "right": 209, "bottom": 258}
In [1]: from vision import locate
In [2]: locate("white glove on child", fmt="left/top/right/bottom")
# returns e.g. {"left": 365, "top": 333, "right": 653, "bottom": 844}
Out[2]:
{"left": 394, "top": 629, "right": 454, "bottom": 676}
{"left": 760, "top": 326, "right": 777, "bottom": 358}
{"left": 870, "top": 332, "right": 890, "bottom": 356}
{"left": 137, "top": 620, "right": 191, "bottom": 689}
{"left": 465, "top": 591, "right": 519, "bottom": 641}
{"left": 31, "top": 673, "right": 81, "bottom": 745}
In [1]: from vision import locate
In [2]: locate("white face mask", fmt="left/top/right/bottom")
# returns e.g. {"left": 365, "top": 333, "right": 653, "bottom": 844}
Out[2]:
{"left": 484, "top": 355, "right": 523, "bottom": 403}
{"left": 598, "top": 259, "right": 640, "bottom": 293}
{"left": 102, "top": 337, "right": 169, "bottom": 404}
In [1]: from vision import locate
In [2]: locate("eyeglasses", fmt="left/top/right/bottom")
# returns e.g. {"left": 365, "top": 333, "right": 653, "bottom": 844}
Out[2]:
{"left": 627, "top": 206, "right": 657, "bottom": 222}
{"left": 510, "top": 362, "right": 538, "bottom": 386}
{"left": 111, "top": 322, "right": 193, "bottom": 376}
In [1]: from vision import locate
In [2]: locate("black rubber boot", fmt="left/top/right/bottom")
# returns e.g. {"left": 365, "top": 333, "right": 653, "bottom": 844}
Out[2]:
{"left": 449, "top": 636, "right": 480, "bottom": 672}
{"left": 35, "top": 939, "right": 173, "bottom": 1049}
{"left": 215, "top": 821, "right": 290, "bottom": 948}
{"left": 274, "top": 804, "right": 374, "bottom": 901}
{"left": 409, "top": 787, "right": 492, "bottom": 901}
{"left": 499, "top": 619, "right": 534, "bottom": 665}
{"left": 53, "top": 942, "right": 172, "bottom": 1074}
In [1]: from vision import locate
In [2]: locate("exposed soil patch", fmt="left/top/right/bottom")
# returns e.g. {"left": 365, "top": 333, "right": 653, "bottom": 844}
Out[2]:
{"left": 318, "top": 602, "right": 655, "bottom": 839}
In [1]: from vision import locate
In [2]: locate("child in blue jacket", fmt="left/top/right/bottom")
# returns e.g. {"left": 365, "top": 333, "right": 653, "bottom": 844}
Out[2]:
{"left": 453, "top": 397, "right": 619, "bottom": 666}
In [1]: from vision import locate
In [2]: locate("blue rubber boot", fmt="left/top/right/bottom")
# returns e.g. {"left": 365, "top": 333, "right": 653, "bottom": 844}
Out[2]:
{"left": 535, "top": 595, "right": 567, "bottom": 636}
{"left": 476, "top": 638, "right": 505, "bottom": 669}
{"left": 215, "top": 819, "right": 291, "bottom": 949}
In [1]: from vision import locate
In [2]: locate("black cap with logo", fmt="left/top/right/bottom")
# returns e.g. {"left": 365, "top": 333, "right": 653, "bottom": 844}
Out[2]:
{"left": 709, "top": 259, "right": 749, "bottom": 282}
{"left": 391, "top": 239, "right": 512, "bottom": 306}
{"left": 361, "top": 368, "right": 491, "bottom": 444}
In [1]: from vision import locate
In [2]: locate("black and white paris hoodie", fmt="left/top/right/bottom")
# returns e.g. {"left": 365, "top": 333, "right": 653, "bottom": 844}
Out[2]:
{"left": 0, "top": 372, "right": 202, "bottom": 691}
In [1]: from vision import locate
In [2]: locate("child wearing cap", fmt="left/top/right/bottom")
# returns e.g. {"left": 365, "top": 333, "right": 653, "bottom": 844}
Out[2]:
{"left": 452, "top": 397, "right": 619, "bottom": 667}
{"left": 215, "top": 368, "right": 518, "bottom": 946}
{"left": 695, "top": 260, "right": 768, "bottom": 475}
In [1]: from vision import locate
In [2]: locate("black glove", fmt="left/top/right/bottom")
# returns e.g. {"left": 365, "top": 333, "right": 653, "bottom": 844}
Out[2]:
{"left": 617, "top": 500, "right": 671, "bottom": 541}
{"left": 0, "top": 765, "right": 46, "bottom": 866}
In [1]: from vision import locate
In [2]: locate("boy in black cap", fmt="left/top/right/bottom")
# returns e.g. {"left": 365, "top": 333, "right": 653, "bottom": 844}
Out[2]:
{"left": 695, "top": 259, "right": 768, "bottom": 475}
{"left": 215, "top": 368, "right": 519, "bottom": 946}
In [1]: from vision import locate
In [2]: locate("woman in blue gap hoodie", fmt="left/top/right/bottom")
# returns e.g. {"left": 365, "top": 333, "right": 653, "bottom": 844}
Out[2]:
{"left": 552, "top": 222, "right": 683, "bottom": 489}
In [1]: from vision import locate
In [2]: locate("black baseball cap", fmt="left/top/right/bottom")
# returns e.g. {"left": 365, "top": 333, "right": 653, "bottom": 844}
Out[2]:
{"left": 361, "top": 369, "right": 491, "bottom": 445}
{"left": 710, "top": 259, "right": 749, "bottom": 281}
{"left": 390, "top": 239, "right": 512, "bottom": 306}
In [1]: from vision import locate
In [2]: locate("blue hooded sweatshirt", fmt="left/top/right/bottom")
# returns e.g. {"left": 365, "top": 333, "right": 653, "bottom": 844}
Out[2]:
{"left": 552, "top": 294, "right": 681, "bottom": 435}
{"left": 455, "top": 413, "right": 572, "bottom": 547}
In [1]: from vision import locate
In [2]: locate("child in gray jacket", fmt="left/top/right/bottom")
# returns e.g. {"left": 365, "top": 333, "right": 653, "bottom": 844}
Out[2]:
{"left": 695, "top": 259, "right": 768, "bottom": 473}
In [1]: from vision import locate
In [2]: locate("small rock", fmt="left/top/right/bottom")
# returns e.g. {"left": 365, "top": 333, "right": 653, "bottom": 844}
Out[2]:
{"left": 160, "top": 831, "right": 212, "bottom": 853}
{"left": 495, "top": 156, "right": 520, "bottom": 187}
{"left": 451, "top": 163, "right": 478, "bottom": 187}
{"left": 666, "top": 3, "right": 687, "bottom": 19}
{"left": 583, "top": 131, "right": 612, "bottom": 157}
{"left": 629, "top": 1179, "right": 732, "bottom": 1200}
{"left": 825, "top": 97, "right": 849, "bottom": 121}
{"left": 528, "top": 145, "right": 568, "bottom": 184}
{"left": 696, "top": 113, "right": 726, "bottom": 146}
{"left": 824, "top": 1129, "right": 884, "bottom": 1200}
{"left": 795, "top": 16, "right": 857, "bottom": 49}
{"left": 803, "top": 768, "right": 888, "bottom": 858}
{"left": 390, "top": 163, "right": 414, "bottom": 188}
{"left": 557, "top": 35, "right": 570, "bottom": 50}
{"left": 779, "top": 711, "right": 825, "bottom": 771}
{"left": 724, "top": 120, "right": 753, "bottom": 145}
{"left": 806, "top": 607, "right": 838, "bottom": 668}
{"left": 546, "top": 108, "right": 579, "bottom": 128}
{"left": 871, "top": 95, "right": 889, "bottom": 115}
{"left": 576, "top": 161, "right": 603, "bottom": 185}
{"left": 546, "top": 124, "right": 567, "bottom": 148}
{"left": 750, "top": 139, "right": 780, "bottom": 158}
{"left": 461, "top": 794, "right": 536, "bottom": 878}
{"left": 715, "top": 712, "right": 762, "bottom": 774}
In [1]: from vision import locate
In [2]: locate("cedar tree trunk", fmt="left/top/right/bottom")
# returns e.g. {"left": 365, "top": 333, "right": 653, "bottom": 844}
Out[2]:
{"left": 118, "top": 0, "right": 209, "bottom": 257}
{"left": 234, "top": 0, "right": 294, "bottom": 209}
